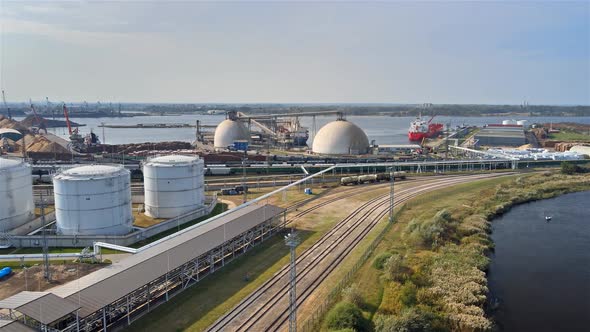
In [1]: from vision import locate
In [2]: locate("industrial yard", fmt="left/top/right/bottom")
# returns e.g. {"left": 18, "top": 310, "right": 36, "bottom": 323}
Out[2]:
{"left": 0, "top": 2, "right": 588, "bottom": 331}
{"left": 0, "top": 106, "right": 589, "bottom": 332}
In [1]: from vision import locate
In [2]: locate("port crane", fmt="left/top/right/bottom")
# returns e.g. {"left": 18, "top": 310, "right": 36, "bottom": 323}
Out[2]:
{"left": 63, "top": 104, "right": 83, "bottom": 147}
{"left": 29, "top": 98, "right": 46, "bottom": 132}
{"left": 1, "top": 90, "right": 11, "bottom": 120}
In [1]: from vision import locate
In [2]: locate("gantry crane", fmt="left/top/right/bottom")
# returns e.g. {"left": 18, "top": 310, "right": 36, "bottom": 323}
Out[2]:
{"left": 1, "top": 90, "right": 11, "bottom": 120}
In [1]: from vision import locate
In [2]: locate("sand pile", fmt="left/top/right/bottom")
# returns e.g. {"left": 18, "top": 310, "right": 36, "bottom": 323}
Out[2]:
{"left": 22, "top": 135, "right": 70, "bottom": 154}
{"left": 0, "top": 115, "right": 29, "bottom": 133}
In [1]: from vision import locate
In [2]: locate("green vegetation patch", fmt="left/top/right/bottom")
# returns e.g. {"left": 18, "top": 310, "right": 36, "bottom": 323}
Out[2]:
{"left": 331, "top": 172, "right": 590, "bottom": 332}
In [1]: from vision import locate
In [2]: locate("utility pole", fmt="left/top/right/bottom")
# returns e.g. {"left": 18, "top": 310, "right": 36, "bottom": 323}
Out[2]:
{"left": 40, "top": 193, "right": 50, "bottom": 281}
{"left": 388, "top": 167, "right": 395, "bottom": 223}
{"left": 284, "top": 231, "right": 300, "bottom": 332}
{"left": 242, "top": 150, "right": 248, "bottom": 204}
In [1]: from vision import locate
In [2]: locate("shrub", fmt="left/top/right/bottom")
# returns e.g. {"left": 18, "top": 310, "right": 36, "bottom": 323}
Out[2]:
{"left": 561, "top": 161, "right": 581, "bottom": 175}
{"left": 325, "top": 301, "right": 369, "bottom": 331}
{"left": 385, "top": 254, "right": 407, "bottom": 282}
{"left": 399, "top": 281, "right": 418, "bottom": 307}
{"left": 342, "top": 283, "right": 364, "bottom": 307}
{"left": 373, "top": 252, "right": 393, "bottom": 270}
{"left": 374, "top": 307, "right": 436, "bottom": 332}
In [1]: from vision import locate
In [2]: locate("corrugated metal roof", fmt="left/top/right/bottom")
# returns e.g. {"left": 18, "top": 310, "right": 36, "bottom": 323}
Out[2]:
{"left": 0, "top": 293, "right": 79, "bottom": 325}
{"left": 0, "top": 320, "right": 36, "bottom": 331}
{"left": 16, "top": 294, "right": 79, "bottom": 325}
{"left": 0, "top": 292, "right": 48, "bottom": 309}
{"left": 50, "top": 203, "right": 284, "bottom": 317}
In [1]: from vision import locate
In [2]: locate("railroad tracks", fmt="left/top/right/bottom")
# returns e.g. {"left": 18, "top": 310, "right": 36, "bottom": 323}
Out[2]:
{"left": 207, "top": 173, "right": 510, "bottom": 332}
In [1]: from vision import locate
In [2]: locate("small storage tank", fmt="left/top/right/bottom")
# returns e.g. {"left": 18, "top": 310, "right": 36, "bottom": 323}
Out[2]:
{"left": 0, "top": 158, "right": 34, "bottom": 231}
{"left": 143, "top": 155, "right": 205, "bottom": 218}
{"left": 502, "top": 119, "right": 517, "bottom": 125}
{"left": 214, "top": 119, "right": 250, "bottom": 150}
{"left": 516, "top": 120, "right": 528, "bottom": 128}
{"left": 53, "top": 165, "right": 132, "bottom": 235}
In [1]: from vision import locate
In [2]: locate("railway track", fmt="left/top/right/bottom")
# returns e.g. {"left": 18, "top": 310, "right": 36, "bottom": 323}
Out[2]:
{"left": 207, "top": 173, "right": 510, "bottom": 332}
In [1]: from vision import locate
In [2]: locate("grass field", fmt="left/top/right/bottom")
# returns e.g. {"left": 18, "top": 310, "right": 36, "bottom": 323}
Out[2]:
{"left": 322, "top": 171, "right": 590, "bottom": 332}
{"left": 548, "top": 130, "right": 590, "bottom": 142}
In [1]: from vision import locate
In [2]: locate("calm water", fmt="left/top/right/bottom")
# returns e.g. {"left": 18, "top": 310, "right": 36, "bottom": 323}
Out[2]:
{"left": 488, "top": 191, "right": 590, "bottom": 332}
{"left": 14, "top": 114, "right": 590, "bottom": 145}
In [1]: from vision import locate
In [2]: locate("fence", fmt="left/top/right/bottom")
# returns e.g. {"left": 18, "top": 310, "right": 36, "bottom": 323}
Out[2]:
{"left": 299, "top": 204, "right": 408, "bottom": 332}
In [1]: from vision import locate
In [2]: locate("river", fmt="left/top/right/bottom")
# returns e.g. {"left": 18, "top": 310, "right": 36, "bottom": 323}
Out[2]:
{"left": 488, "top": 190, "right": 590, "bottom": 332}
{"left": 13, "top": 114, "right": 590, "bottom": 146}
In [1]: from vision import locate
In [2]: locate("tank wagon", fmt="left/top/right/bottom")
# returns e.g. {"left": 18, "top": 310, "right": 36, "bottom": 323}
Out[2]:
{"left": 340, "top": 171, "right": 406, "bottom": 186}
{"left": 143, "top": 155, "right": 205, "bottom": 219}
{"left": 53, "top": 165, "right": 133, "bottom": 236}
{"left": 0, "top": 158, "right": 35, "bottom": 231}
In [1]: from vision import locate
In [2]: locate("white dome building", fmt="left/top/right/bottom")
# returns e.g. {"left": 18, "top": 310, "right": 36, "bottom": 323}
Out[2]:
{"left": 312, "top": 120, "right": 370, "bottom": 155}
{"left": 213, "top": 119, "right": 249, "bottom": 150}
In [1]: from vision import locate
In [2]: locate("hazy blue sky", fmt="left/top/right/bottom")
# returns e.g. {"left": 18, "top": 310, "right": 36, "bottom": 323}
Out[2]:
{"left": 0, "top": 1, "right": 588, "bottom": 105}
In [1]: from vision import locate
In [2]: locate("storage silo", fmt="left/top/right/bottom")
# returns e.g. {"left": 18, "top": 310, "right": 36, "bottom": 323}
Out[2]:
{"left": 143, "top": 155, "right": 205, "bottom": 218}
{"left": 312, "top": 120, "right": 370, "bottom": 155}
{"left": 0, "top": 158, "right": 34, "bottom": 231}
{"left": 53, "top": 165, "right": 132, "bottom": 235}
{"left": 516, "top": 120, "right": 528, "bottom": 128}
{"left": 213, "top": 119, "right": 250, "bottom": 150}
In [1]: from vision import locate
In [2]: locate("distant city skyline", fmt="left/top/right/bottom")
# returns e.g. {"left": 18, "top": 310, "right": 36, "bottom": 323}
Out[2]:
{"left": 1, "top": 1, "right": 588, "bottom": 105}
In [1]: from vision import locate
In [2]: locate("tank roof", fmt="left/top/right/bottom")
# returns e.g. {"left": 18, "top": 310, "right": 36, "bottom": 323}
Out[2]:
{"left": 56, "top": 164, "right": 128, "bottom": 180}
{"left": 146, "top": 155, "right": 200, "bottom": 166}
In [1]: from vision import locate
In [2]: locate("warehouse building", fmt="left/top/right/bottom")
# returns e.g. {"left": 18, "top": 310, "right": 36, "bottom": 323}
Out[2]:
{"left": 474, "top": 125, "right": 526, "bottom": 147}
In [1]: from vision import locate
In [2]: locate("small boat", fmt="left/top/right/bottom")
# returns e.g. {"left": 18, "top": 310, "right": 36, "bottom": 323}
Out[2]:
{"left": 545, "top": 216, "right": 552, "bottom": 221}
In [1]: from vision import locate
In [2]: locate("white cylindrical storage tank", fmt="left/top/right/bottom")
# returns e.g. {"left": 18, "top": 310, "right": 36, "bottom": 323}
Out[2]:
{"left": 516, "top": 120, "right": 528, "bottom": 128}
{"left": 502, "top": 120, "right": 511, "bottom": 125}
{"left": 53, "top": 165, "right": 132, "bottom": 235}
{"left": 0, "top": 158, "right": 34, "bottom": 231}
{"left": 214, "top": 119, "right": 250, "bottom": 150}
{"left": 143, "top": 155, "right": 205, "bottom": 218}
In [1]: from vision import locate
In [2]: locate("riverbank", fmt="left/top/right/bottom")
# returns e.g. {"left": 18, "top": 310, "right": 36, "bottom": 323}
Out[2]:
{"left": 322, "top": 171, "right": 590, "bottom": 331}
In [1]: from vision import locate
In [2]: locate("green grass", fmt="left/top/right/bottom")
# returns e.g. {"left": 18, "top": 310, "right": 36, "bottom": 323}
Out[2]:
{"left": 332, "top": 172, "right": 590, "bottom": 332}
{"left": 548, "top": 130, "right": 590, "bottom": 142}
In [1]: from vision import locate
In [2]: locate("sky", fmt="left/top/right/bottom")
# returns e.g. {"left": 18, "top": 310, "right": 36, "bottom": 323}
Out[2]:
{"left": 0, "top": 0, "right": 589, "bottom": 105}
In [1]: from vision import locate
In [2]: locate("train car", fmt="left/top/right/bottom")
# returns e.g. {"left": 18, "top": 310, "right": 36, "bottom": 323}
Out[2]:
{"left": 393, "top": 171, "right": 407, "bottom": 180}
{"left": 206, "top": 167, "right": 232, "bottom": 176}
{"left": 340, "top": 176, "right": 359, "bottom": 186}
{"left": 358, "top": 174, "right": 378, "bottom": 184}
{"left": 376, "top": 173, "right": 391, "bottom": 182}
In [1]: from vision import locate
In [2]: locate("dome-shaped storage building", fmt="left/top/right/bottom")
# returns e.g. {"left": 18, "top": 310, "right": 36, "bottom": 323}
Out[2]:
{"left": 0, "top": 158, "right": 34, "bottom": 231}
{"left": 143, "top": 155, "right": 205, "bottom": 218}
{"left": 312, "top": 120, "right": 370, "bottom": 155}
{"left": 53, "top": 165, "right": 132, "bottom": 235}
{"left": 214, "top": 119, "right": 249, "bottom": 150}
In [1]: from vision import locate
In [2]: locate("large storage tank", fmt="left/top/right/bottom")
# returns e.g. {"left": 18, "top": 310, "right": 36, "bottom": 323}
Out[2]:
{"left": 312, "top": 120, "right": 370, "bottom": 155}
{"left": 516, "top": 120, "right": 528, "bottom": 128}
{"left": 0, "top": 158, "right": 34, "bottom": 231}
{"left": 53, "top": 165, "right": 132, "bottom": 235}
{"left": 143, "top": 155, "right": 205, "bottom": 218}
{"left": 502, "top": 119, "right": 517, "bottom": 125}
{"left": 214, "top": 119, "right": 249, "bottom": 150}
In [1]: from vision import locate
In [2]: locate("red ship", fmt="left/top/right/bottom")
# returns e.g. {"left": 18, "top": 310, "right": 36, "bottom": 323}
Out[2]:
{"left": 408, "top": 114, "right": 444, "bottom": 141}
